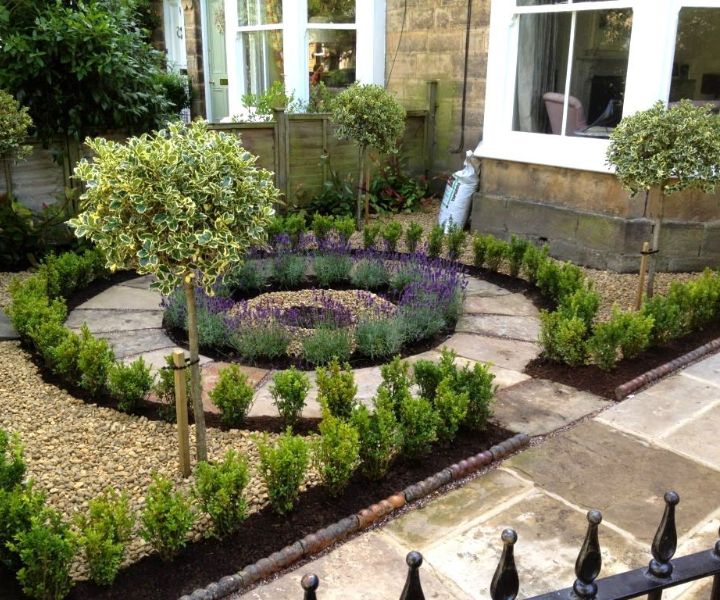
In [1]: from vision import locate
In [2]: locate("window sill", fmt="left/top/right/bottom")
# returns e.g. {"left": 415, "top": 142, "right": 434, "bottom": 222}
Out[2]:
{"left": 473, "top": 132, "right": 616, "bottom": 174}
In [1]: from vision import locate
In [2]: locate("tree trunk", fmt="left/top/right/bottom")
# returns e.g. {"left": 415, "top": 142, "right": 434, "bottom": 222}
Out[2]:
{"left": 184, "top": 280, "right": 208, "bottom": 462}
{"left": 646, "top": 187, "right": 665, "bottom": 299}
{"left": 364, "top": 159, "right": 371, "bottom": 227}
{"left": 356, "top": 146, "right": 366, "bottom": 230}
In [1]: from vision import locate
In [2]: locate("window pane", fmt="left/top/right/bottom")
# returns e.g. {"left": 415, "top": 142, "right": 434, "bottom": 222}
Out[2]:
{"left": 669, "top": 8, "right": 720, "bottom": 112}
{"left": 308, "top": 29, "right": 357, "bottom": 89}
{"left": 240, "top": 30, "right": 283, "bottom": 96}
{"left": 238, "top": 0, "right": 281, "bottom": 26}
{"left": 309, "top": 0, "right": 355, "bottom": 23}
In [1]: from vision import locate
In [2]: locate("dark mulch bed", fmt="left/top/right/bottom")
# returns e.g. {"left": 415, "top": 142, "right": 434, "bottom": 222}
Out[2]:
{"left": 0, "top": 424, "right": 511, "bottom": 600}
{"left": 525, "top": 321, "right": 720, "bottom": 399}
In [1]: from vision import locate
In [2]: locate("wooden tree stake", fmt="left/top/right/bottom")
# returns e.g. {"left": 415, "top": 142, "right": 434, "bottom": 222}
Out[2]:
{"left": 172, "top": 349, "right": 191, "bottom": 477}
{"left": 635, "top": 241, "right": 651, "bottom": 310}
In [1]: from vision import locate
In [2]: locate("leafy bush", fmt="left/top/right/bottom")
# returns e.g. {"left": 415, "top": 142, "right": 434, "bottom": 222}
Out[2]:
{"left": 399, "top": 396, "right": 439, "bottom": 459}
{"left": 272, "top": 253, "right": 307, "bottom": 289}
{"left": 49, "top": 330, "right": 82, "bottom": 381}
{"left": 388, "top": 265, "right": 422, "bottom": 295}
{"left": 0, "top": 88, "right": 32, "bottom": 163}
{"left": 8, "top": 275, "right": 67, "bottom": 339}
{"left": 256, "top": 431, "right": 309, "bottom": 514}
{"left": 196, "top": 306, "right": 231, "bottom": 349}
{"left": 427, "top": 225, "right": 444, "bottom": 258}
{"left": 0, "top": 428, "right": 25, "bottom": 491}
{"left": 10, "top": 508, "right": 77, "bottom": 600}
{"left": 313, "top": 413, "right": 360, "bottom": 495}
{"left": 369, "top": 153, "right": 428, "bottom": 214}
{"left": 397, "top": 305, "right": 446, "bottom": 342}
{"left": 301, "top": 326, "right": 352, "bottom": 366}
{"left": 434, "top": 377, "right": 469, "bottom": 441}
{"left": 559, "top": 287, "right": 601, "bottom": 331}
{"left": 311, "top": 213, "right": 335, "bottom": 243}
{"left": 381, "top": 221, "right": 403, "bottom": 252}
{"left": 355, "top": 318, "right": 404, "bottom": 360}
{"left": 334, "top": 216, "right": 356, "bottom": 244}
{"left": 108, "top": 358, "right": 154, "bottom": 413}
{"left": 522, "top": 243, "right": 549, "bottom": 283}
{"left": 363, "top": 223, "right": 381, "bottom": 250}
{"left": 539, "top": 310, "right": 588, "bottom": 367}
{"left": 412, "top": 359, "right": 443, "bottom": 402}
{"left": 452, "top": 362, "right": 495, "bottom": 432}
{"left": 314, "top": 253, "right": 352, "bottom": 287}
{"left": 405, "top": 222, "right": 424, "bottom": 253}
{"left": 446, "top": 226, "right": 467, "bottom": 261}
{"left": 76, "top": 490, "right": 134, "bottom": 586}
{"left": 484, "top": 237, "right": 508, "bottom": 272}
{"left": 77, "top": 324, "right": 115, "bottom": 396}
{"left": 472, "top": 234, "right": 488, "bottom": 268}
{"left": 587, "top": 309, "right": 654, "bottom": 371}
{"left": 351, "top": 258, "right": 390, "bottom": 290}
{"left": 642, "top": 294, "right": 687, "bottom": 345}
{"left": 686, "top": 270, "right": 720, "bottom": 330}
{"left": 223, "top": 261, "right": 267, "bottom": 294}
{"left": 508, "top": 236, "right": 530, "bottom": 277}
{"left": 193, "top": 450, "right": 249, "bottom": 538}
{"left": 230, "top": 323, "right": 290, "bottom": 363}
{"left": 139, "top": 475, "right": 195, "bottom": 561}
{"left": 0, "top": 483, "right": 46, "bottom": 572}
{"left": 316, "top": 359, "right": 357, "bottom": 419}
{"left": 379, "top": 356, "right": 413, "bottom": 416}
{"left": 351, "top": 392, "right": 402, "bottom": 480}
{"left": 536, "top": 260, "right": 585, "bottom": 305}
{"left": 209, "top": 365, "right": 255, "bottom": 426}
{"left": 270, "top": 368, "right": 311, "bottom": 429}
{"left": 152, "top": 354, "right": 191, "bottom": 423}
{"left": 304, "top": 168, "right": 355, "bottom": 219}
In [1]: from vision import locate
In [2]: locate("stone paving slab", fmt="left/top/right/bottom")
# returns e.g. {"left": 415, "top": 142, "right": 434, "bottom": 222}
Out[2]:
{"left": 505, "top": 420, "right": 720, "bottom": 544}
{"left": 681, "top": 352, "right": 720, "bottom": 386}
{"left": 421, "top": 488, "right": 648, "bottom": 600}
{"left": 661, "top": 403, "right": 720, "bottom": 470}
{"left": 0, "top": 310, "right": 18, "bottom": 340}
{"left": 76, "top": 285, "right": 162, "bottom": 310}
{"left": 455, "top": 314, "right": 541, "bottom": 343}
{"left": 464, "top": 278, "right": 513, "bottom": 297}
{"left": 99, "top": 329, "right": 175, "bottom": 359}
{"left": 236, "top": 529, "right": 471, "bottom": 600}
{"left": 493, "top": 379, "right": 611, "bottom": 436}
{"left": 463, "top": 293, "right": 539, "bottom": 317}
{"left": 442, "top": 333, "right": 540, "bottom": 372}
{"left": 119, "top": 274, "right": 156, "bottom": 289}
{"left": 65, "top": 308, "right": 165, "bottom": 333}
{"left": 121, "top": 347, "right": 212, "bottom": 372}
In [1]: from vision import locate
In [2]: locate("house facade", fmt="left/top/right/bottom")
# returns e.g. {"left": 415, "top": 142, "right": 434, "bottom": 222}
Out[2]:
{"left": 164, "top": 0, "right": 720, "bottom": 272}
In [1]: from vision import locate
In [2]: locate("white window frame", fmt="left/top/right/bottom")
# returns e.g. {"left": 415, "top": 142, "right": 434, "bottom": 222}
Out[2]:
{"left": 223, "top": 0, "right": 386, "bottom": 117}
{"left": 475, "top": 0, "right": 720, "bottom": 173}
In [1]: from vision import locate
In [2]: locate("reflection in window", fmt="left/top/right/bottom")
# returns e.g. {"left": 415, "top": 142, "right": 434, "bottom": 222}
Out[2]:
{"left": 241, "top": 30, "right": 284, "bottom": 96}
{"left": 238, "top": 0, "right": 281, "bottom": 26}
{"left": 669, "top": 8, "right": 720, "bottom": 112}
{"left": 308, "top": 29, "right": 356, "bottom": 89}
{"left": 308, "top": 0, "right": 355, "bottom": 23}
{"left": 514, "top": 9, "right": 631, "bottom": 138}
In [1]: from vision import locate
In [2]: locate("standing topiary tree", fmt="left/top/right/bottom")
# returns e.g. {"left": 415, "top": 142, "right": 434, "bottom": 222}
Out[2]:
{"left": 0, "top": 89, "right": 33, "bottom": 204}
{"left": 70, "top": 121, "right": 278, "bottom": 461}
{"left": 607, "top": 100, "right": 720, "bottom": 295}
{"left": 331, "top": 83, "right": 406, "bottom": 228}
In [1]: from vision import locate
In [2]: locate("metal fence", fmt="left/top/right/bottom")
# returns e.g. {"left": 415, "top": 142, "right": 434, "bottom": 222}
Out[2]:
{"left": 297, "top": 491, "right": 720, "bottom": 600}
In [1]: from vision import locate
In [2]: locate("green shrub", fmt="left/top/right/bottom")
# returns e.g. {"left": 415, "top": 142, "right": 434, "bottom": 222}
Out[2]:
{"left": 434, "top": 377, "right": 469, "bottom": 441}
{"left": 397, "top": 305, "right": 446, "bottom": 342}
{"left": 484, "top": 237, "right": 509, "bottom": 272}
{"left": 351, "top": 258, "right": 390, "bottom": 290}
{"left": 413, "top": 359, "right": 443, "bottom": 401}
{"left": 209, "top": 365, "right": 255, "bottom": 427}
{"left": 230, "top": 323, "right": 290, "bottom": 363}
{"left": 362, "top": 223, "right": 381, "bottom": 250}
{"left": 427, "top": 225, "right": 444, "bottom": 258}
{"left": 587, "top": 309, "right": 654, "bottom": 371}
{"left": 311, "top": 212, "right": 335, "bottom": 243}
{"left": 399, "top": 396, "right": 439, "bottom": 459}
{"left": 522, "top": 243, "right": 549, "bottom": 283}
{"left": 355, "top": 318, "right": 404, "bottom": 360}
{"left": 30, "top": 321, "right": 73, "bottom": 373}
{"left": 0, "top": 483, "right": 46, "bottom": 572}
{"left": 10, "top": 508, "right": 77, "bottom": 600}
{"left": 283, "top": 213, "right": 307, "bottom": 246}
{"left": 378, "top": 356, "right": 413, "bottom": 416}
{"left": 686, "top": 270, "right": 720, "bottom": 330}
{"left": 196, "top": 306, "right": 231, "bottom": 349}
{"left": 270, "top": 368, "right": 311, "bottom": 429}
{"left": 76, "top": 489, "right": 134, "bottom": 586}
{"left": 8, "top": 275, "right": 67, "bottom": 339}
{"left": 223, "top": 261, "right": 267, "bottom": 294}
{"left": 313, "top": 412, "right": 360, "bottom": 495}
{"left": 508, "top": 236, "right": 530, "bottom": 277}
{"left": 388, "top": 265, "right": 422, "bottom": 295}
{"left": 49, "top": 329, "right": 82, "bottom": 381}
{"left": 642, "top": 294, "right": 687, "bottom": 345}
{"left": 301, "top": 326, "right": 352, "bottom": 366}
{"left": 272, "top": 254, "right": 306, "bottom": 289}
{"left": 472, "top": 235, "right": 489, "bottom": 268}
{"left": 0, "top": 428, "right": 25, "bottom": 491}
{"left": 314, "top": 253, "right": 352, "bottom": 287}
{"left": 334, "top": 216, "right": 356, "bottom": 244}
{"left": 256, "top": 430, "right": 309, "bottom": 514}
{"left": 446, "top": 226, "right": 467, "bottom": 261}
{"left": 536, "top": 261, "right": 585, "bottom": 305}
{"left": 539, "top": 310, "right": 588, "bottom": 367}
{"left": 77, "top": 324, "right": 115, "bottom": 396}
{"left": 405, "top": 222, "right": 424, "bottom": 253}
{"left": 452, "top": 362, "right": 495, "bottom": 431}
{"left": 558, "top": 287, "right": 601, "bottom": 330}
{"left": 351, "top": 392, "right": 402, "bottom": 480}
{"left": 108, "top": 358, "right": 154, "bottom": 413}
{"left": 193, "top": 450, "right": 249, "bottom": 538}
{"left": 316, "top": 359, "right": 357, "bottom": 419}
{"left": 153, "top": 354, "right": 192, "bottom": 423}
{"left": 381, "top": 221, "right": 403, "bottom": 252}
{"left": 139, "top": 475, "right": 195, "bottom": 561}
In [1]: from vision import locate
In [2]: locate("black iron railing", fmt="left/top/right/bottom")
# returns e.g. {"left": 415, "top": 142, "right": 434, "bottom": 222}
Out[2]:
{"left": 297, "top": 491, "right": 720, "bottom": 600}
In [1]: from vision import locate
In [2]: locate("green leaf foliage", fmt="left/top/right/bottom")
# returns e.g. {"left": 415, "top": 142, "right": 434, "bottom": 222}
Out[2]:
{"left": 0, "top": 88, "right": 32, "bottom": 160}
{"left": 350, "top": 391, "right": 402, "bottom": 480}
{"left": 256, "top": 431, "right": 309, "bottom": 515}
{"left": 270, "top": 368, "right": 311, "bottom": 429}
{"left": 399, "top": 396, "right": 439, "bottom": 459}
{"left": 209, "top": 365, "right": 255, "bottom": 427}
{"left": 316, "top": 359, "right": 357, "bottom": 419}
{"left": 0, "top": 428, "right": 25, "bottom": 491}
{"left": 313, "top": 412, "right": 360, "bottom": 495}
{"left": 0, "top": 483, "right": 46, "bottom": 572}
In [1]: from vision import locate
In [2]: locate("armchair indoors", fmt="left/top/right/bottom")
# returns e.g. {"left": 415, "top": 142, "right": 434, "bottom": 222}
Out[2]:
{"left": 543, "top": 92, "right": 588, "bottom": 136}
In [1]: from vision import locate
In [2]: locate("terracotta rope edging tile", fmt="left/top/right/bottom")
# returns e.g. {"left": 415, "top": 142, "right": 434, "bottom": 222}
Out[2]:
{"left": 179, "top": 432, "right": 531, "bottom": 600}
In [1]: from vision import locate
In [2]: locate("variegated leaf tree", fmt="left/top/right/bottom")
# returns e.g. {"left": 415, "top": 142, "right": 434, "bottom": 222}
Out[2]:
{"left": 607, "top": 100, "right": 720, "bottom": 296}
{"left": 71, "top": 121, "right": 278, "bottom": 461}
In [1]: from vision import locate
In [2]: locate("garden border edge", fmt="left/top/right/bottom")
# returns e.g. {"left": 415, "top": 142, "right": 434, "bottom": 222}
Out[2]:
{"left": 178, "top": 432, "right": 531, "bottom": 600}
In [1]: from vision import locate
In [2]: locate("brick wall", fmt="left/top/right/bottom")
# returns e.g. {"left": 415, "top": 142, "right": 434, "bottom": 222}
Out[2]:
{"left": 385, "top": 0, "right": 490, "bottom": 176}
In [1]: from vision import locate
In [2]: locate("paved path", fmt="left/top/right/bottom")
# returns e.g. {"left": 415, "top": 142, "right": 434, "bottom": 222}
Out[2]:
{"left": 0, "top": 308, "right": 17, "bottom": 340}
{"left": 233, "top": 352, "right": 720, "bottom": 600}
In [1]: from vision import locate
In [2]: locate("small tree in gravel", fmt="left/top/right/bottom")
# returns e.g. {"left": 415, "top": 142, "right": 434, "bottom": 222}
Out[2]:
{"left": 607, "top": 100, "right": 720, "bottom": 296}
{"left": 71, "top": 121, "right": 278, "bottom": 461}
{"left": 331, "top": 84, "right": 406, "bottom": 228}
{"left": 0, "top": 89, "right": 33, "bottom": 204}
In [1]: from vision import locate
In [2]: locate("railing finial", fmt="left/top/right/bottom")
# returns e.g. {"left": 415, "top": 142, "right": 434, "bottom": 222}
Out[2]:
{"left": 399, "top": 551, "right": 425, "bottom": 600}
{"left": 573, "top": 510, "right": 603, "bottom": 600}
{"left": 491, "top": 529, "right": 520, "bottom": 600}
{"left": 649, "top": 491, "right": 680, "bottom": 578}
{"left": 301, "top": 574, "right": 319, "bottom": 600}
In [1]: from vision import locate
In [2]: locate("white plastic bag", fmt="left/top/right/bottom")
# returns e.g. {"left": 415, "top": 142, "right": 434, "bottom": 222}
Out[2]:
{"left": 438, "top": 150, "right": 478, "bottom": 232}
